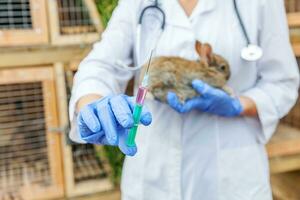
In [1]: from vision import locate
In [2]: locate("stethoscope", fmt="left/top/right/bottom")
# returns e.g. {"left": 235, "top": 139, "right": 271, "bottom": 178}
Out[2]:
{"left": 233, "top": 0, "right": 263, "bottom": 61}
{"left": 116, "top": 0, "right": 263, "bottom": 71}
{"left": 116, "top": 0, "right": 165, "bottom": 71}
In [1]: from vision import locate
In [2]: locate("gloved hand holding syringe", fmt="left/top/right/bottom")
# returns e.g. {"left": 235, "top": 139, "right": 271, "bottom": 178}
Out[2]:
{"left": 77, "top": 18, "right": 162, "bottom": 155}
{"left": 76, "top": 49, "right": 155, "bottom": 156}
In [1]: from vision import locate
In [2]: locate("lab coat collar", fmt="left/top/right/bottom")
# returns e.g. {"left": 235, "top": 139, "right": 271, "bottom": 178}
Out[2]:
{"left": 191, "top": 0, "right": 217, "bottom": 19}
{"left": 162, "top": 0, "right": 217, "bottom": 29}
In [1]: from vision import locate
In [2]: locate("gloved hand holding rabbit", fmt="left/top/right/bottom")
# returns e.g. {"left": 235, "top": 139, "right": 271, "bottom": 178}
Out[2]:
{"left": 145, "top": 41, "right": 243, "bottom": 116}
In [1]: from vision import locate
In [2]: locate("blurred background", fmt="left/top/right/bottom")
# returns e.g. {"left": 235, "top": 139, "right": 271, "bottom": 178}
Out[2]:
{"left": 0, "top": 0, "right": 299, "bottom": 200}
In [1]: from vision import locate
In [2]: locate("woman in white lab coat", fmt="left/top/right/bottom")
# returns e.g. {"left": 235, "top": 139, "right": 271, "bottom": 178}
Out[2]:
{"left": 69, "top": 0, "right": 299, "bottom": 199}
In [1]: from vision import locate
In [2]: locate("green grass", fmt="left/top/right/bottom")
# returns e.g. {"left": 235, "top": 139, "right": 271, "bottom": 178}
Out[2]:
{"left": 95, "top": 0, "right": 124, "bottom": 186}
{"left": 96, "top": 0, "right": 119, "bottom": 27}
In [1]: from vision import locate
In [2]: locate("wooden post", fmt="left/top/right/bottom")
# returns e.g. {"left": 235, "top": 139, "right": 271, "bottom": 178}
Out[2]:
{"left": 54, "top": 62, "right": 74, "bottom": 197}
{"left": 54, "top": 62, "right": 113, "bottom": 198}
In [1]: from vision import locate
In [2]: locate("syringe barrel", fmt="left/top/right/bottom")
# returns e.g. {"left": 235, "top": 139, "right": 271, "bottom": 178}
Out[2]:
{"left": 126, "top": 86, "right": 148, "bottom": 147}
{"left": 126, "top": 104, "right": 143, "bottom": 147}
{"left": 136, "top": 86, "right": 148, "bottom": 105}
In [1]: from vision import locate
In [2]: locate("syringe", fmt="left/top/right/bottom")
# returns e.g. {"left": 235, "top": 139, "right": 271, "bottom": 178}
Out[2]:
{"left": 126, "top": 51, "right": 153, "bottom": 147}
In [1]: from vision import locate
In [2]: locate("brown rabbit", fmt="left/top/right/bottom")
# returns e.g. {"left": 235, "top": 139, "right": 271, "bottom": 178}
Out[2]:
{"left": 143, "top": 41, "right": 232, "bottom": 103}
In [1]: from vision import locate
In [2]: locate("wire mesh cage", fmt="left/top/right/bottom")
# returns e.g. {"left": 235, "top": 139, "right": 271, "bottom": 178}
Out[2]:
{"left": 48, "top": 0, "right": 103, "bottom": 45}
{"left": 57, "top": 0, "right": 97, "bottom": 35}
{"left": 281, "top": 57, "right": 300, "bottom": 129}
{"left": 63, "top": 140, "right": 112, "bottom": 198}
{"left": 54, "top": 63, "right": 112, "bottom": 198}
{"left": 0, "top": 0, "right": 32, "bottom": 30}
{"left": 0, "top": 67, "right": 64, "bottom": 200}
{"left": 285, "top": 0, "right": 300, "bottom": 13}
{"left": 71, "top": 144, "right": 109, "bottom": 183}
{"left": 0, "top": 0, "right": 48, "bottom": 46}
{"left": 286, "top": 0, "right": 300, "bottom": 29}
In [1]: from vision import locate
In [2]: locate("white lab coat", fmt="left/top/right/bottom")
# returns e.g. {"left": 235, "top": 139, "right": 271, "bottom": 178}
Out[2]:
{"left": 69, "top": 0, "right": 300, "bottom": 199}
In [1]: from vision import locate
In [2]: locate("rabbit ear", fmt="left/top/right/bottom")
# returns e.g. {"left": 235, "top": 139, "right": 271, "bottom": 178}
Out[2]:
{"left": 202, "top": 43, "right": 213, "bottom": 64}
{"left": 195, "top": 41, "right": 203, "bottom": 56}
{"left": 195, "top": 41, "right": 213, "bottom": 65}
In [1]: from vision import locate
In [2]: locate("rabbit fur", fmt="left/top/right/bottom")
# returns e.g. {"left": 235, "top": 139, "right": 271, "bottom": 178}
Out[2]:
{"left": 141, "top": 41, "right": 232, "bottom": 103}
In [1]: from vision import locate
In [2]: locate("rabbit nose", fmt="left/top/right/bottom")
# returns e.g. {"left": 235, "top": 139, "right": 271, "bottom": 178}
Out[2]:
{"left": 226, "top": 73, "right": 231, "bottom": 80}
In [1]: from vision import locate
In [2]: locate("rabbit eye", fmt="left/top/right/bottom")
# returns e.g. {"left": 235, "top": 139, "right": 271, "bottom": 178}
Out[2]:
{"left": 219, "top": 65, "right": 226, "bottom": 71}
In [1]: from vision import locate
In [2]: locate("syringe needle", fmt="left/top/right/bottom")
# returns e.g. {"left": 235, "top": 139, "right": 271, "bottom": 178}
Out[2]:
{"left": 146, "top": 49, "right": 154, "bottom": 74}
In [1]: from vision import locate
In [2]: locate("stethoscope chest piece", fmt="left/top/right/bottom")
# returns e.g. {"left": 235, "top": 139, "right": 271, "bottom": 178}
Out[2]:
{"left": 241, "top": 44, "right": 263, "bottom": 61}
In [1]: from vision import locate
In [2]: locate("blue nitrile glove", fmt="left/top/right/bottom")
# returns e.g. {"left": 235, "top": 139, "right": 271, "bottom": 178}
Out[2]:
{"left": 167, "top": 80, "right": 243, "bottom": 117}
{"left": 77, "top": 94, "right": 152, "bottom": 156}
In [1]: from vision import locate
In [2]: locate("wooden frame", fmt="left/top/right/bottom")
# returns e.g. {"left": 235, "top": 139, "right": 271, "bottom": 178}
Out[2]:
{"left": 267, "top": 125, "right": 300, "bottom": 158}
{"left": 286, "top": 0, "right": 300, "bottom": 26}
{"left": 287, "top": 10, "right": 300, "bottom": 55}
{"left": 269, "top": 154, "right": 300, "bottom": 174}
{"left": 289, "top": 16, "right": 300, "bottom": 56}
{"left": 0, "top": 66, "right": 64, "bottom": 199}
{"left": 54, "top": 63, "right": 112, "bottom": 198}
{"left": 271, "top": 171, "right": 300, "bottom": 200}
{"left": 0, "top": 45, "right": 91, "bottom": 68}
{"left": 0, "top": 0, "right": 49, "bottom": 47}
{"left": 288, "top": 13, "right": 300, "bottom": 27}
{"left": 48, "top": 0, "right": 103, "bottom": 45}
{"left": 292, "top": 44, "right": 300, "bottom": 56}
{"left": 267, "top": 124, "right": 300, "bottom": 174}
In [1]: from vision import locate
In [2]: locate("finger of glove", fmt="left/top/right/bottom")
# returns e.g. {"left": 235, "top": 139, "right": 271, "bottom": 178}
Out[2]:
{"left": 220, "top": 98, "right": 243, "bottom": 117}
{"left": 118, "top": 129, "right": 137, "bottom": 156}
{"left": 96, "top": 98, "right": 118, "bottom": 145}
{"left": 125, "top": 96, "right": 152, "bottom": 126}
{"left": 77, "top": 114, "right": 93, "bottom": 137}
{"left": 166, "top": 92, "right": 185, "bottom": 113}
{"left": 192, "top": 80, "right": 223, "bottom": 98}
{"left": 109, "top": 95, "right": 134, "bottom": 128}
{"left": 81, "top": 132, "right": 109, "bottom": 145}
{"left": 181, "top": 97, "right": 208, "bottom": 113}
{"left": 78, "top": 107, "right": 101, "bottom": 137}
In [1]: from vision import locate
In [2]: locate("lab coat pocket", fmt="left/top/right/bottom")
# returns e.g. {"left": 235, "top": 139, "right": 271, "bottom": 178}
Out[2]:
{"left": 219, "top": 145, "right": 271, "bottom": 200}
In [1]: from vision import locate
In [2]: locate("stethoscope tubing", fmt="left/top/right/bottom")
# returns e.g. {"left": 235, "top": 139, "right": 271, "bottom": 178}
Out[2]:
{"left": 233, "top": 0, "right": 250, "bottom": 45}
{"left": 138, "top": 0, "right": 166, "bottom": 27}
{"left": 116, "top": 0, "right": 262, "bottom": 70}
{"left": 139, "top": 5, "right": 166, "bottom": 29}
{"left": 117, "top": 0, "right": 165, "bottom": 71}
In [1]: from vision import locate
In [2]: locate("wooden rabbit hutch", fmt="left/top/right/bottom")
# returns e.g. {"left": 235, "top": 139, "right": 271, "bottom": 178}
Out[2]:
{"left": 0, "top": 0, "right": 112, "bottom": 199}
{"left": 266, "top": 0, "right": 300, "bottom": 174}
{"left": 268, "top": 1, "right": 300, "bottom": 199}
{"left": 0, "top": 67, "right": 64, "bottom": 200}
